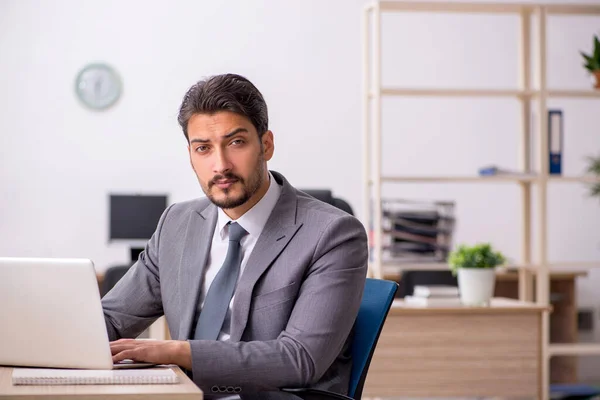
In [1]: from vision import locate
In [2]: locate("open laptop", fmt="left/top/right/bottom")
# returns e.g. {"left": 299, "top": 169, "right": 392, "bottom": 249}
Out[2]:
{"left": 0, "top": 257, "right": 154, "bottom": 370}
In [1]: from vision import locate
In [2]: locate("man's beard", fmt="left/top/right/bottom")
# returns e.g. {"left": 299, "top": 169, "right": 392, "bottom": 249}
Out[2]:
{"left": 204, "top": 156, "right": 265, "bottom": 209}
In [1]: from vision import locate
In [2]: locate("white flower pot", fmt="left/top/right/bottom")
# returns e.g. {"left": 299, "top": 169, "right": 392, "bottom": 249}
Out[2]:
{"left": 457, "top": 268, "right": 496, "bottom": 306}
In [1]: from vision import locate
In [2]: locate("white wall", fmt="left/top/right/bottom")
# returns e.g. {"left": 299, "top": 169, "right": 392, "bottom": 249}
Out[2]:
{"left": 0, "top": 0, "right": 367, "bottom": 271}
{"left": 0, "top": 0, "right": 599, "bottom": 307}
{"left": 375, "top": 4, "right": 600, "bottom": 309}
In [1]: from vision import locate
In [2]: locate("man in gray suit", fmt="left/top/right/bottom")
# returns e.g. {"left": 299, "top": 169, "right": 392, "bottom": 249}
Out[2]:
{"left": 102, "top": 73, "right": 368, "bottom": 399}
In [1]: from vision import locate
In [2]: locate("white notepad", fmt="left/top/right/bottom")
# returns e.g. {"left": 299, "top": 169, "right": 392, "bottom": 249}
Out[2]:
{"left": 12, "top": 368, "right": 179, "bottom": 385}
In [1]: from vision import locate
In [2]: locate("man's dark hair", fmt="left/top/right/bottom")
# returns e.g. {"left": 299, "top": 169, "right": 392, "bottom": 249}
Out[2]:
{"left": 177, "top": 73, "right": 269, "bottom": 142}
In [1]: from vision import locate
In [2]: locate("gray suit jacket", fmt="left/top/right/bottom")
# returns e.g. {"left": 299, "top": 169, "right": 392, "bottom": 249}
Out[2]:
{"left": 102, "top": 171, "right": 368, "bottom": 399}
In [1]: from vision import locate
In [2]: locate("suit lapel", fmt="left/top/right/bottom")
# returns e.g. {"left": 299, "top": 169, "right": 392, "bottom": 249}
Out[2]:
{"left": 230, "top": 173, "right": 303, "bottom": 341}
{"left": 178, "top": 204, "right": 217, "bottom": 340}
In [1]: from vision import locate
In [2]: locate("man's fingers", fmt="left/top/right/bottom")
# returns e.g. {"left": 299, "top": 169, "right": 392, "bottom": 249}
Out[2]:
{"left": 112, "top": 347, "right": 147, "bottom": 363}
{"left": 110, "top": 340, "right": 185, "bottom": 367}
{"left": 109, "top": 341, "right": 153, "bottom": 355}
{"left": 110, "top": 343, "right": 140, "bottom": 354}
{"left": 110, "top": 339, "right": 167, "bottom": 361}
{"left": 111, "top": 338, "right": 136, "bottom": 344}
{"left": 110, "top": 344, "right": 133, "bottom": 355}
{"left": 112, "top": 349, "right": 135, "bottom": 363}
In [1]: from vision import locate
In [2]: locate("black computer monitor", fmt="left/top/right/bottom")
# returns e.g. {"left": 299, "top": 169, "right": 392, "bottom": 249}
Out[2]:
{"left": 109, "top": 194, "right": 168, "bottom": 241}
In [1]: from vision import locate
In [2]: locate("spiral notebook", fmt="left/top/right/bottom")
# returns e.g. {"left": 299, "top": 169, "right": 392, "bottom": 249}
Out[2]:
{"left": 12, "top": 368, "right": 179, "bottom": 385}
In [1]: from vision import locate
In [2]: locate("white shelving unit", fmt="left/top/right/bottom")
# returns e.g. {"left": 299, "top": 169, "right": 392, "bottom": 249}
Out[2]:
{"left": 362, "top": 2, "right": 600, "bottom": 400}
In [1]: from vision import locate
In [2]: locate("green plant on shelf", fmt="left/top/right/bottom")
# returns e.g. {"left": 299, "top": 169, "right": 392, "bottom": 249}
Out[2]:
{"left": 586, "top": 154, "right": 600, "bottom": 200}
{"left": 580, "top": 34, "right": 600, "bottom": 88}
{"left": 448, "top": 243, "right": 506, "bottom": 277}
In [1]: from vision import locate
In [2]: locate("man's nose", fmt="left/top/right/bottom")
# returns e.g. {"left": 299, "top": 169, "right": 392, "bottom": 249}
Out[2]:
{"left": 213, "top": 149, "right": 232, "bottom": 174}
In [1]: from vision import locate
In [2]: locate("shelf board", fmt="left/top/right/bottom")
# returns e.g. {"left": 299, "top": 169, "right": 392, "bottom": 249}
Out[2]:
{"left": 382, "top": 262, "right": 529, "bottom": 271}
{"left": 370, "top": 175, "right": 600, "bottom": 184}
{"left": 547, "top": 261, "right": 600, "bottom": 269}
{"left": 549, "top": 344, "right": 600, "bottom": 357}
{"left": 376, "top": 1, "right": 600, "bottom": 15}
{"left": 546, "top": 4, "right": 600, "bottom": 15}
{"left": 548, "top": 176, "right": 600, "bottom": 183}
{"left": 382, "top": 262, "right": 597, "bottom": 272}
{"left": 380, "top": 175, "right": 535, "bottom": 183}
{"left": 371, "top": 88, "right": 600, "bottom": 99}
{"left": 546, "top": 90, "right": 600, "bottom": 98}
{"left": 377, "top": 1, "right": 525, "bottom": 14}
{"left": 377, "top": 88, "right": 529, "bottom": 98}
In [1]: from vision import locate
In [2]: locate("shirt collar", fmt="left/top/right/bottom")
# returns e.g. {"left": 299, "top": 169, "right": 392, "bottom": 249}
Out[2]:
{"left": 216, "top": 171, "right": 281, "bottom": 240}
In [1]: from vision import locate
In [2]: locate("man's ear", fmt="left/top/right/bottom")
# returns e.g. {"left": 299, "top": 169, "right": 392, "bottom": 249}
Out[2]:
{"left": 262, "top": 130, "right": 274, "bottom": 161}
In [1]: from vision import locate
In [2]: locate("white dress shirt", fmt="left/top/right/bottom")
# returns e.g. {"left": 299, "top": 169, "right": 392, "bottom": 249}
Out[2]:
{"left": 200, "top": 171, "right": 281, "bottom": 342}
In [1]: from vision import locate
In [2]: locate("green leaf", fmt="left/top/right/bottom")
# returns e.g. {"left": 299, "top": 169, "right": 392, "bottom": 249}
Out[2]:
{"left": 591, "top": 184, "right": 600, "bottom": 199}
{"left": 585, "top": 154, "right": 600, "bottom": 200}
{"left": 581, "top": 53, "right": 597, "bottom": 71}
{"left": 448, "top": 242, "right": 506, "bottom": 276}
{"left": 580, "top": 36, "right": 600, "bottom": 72}
{"left": 587, "top": 154, "right": 600, "bottom": 175}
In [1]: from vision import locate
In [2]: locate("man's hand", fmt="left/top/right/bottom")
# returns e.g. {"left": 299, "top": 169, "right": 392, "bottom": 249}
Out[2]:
{"left": 110, "top": 339, "right": 192, "bottom": 370}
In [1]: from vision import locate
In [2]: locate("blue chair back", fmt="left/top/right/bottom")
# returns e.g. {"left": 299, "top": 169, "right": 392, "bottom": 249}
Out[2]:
{"left": 348, "top": 278, "right": 398, "bottom": 399}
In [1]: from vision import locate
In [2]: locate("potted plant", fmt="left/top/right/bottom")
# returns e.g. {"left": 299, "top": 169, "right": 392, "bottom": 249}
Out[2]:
{"left": 585, "top": 154, "right": 600, "bottom": 200}
{"left": 448, "top": 243, "right": 506, "bottom": 306}
{"left": 580, "top": 34, "right": 600, "bottom": 89}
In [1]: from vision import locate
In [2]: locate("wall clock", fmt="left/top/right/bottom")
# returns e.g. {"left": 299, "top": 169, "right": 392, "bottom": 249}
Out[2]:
{"left": 75, "top": 63, "right": 122, "bottom": 110}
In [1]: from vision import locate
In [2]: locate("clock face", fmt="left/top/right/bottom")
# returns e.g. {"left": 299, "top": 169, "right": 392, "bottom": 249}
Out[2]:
{"left": 75, "top": 63, "right": 122, "bottom": 110}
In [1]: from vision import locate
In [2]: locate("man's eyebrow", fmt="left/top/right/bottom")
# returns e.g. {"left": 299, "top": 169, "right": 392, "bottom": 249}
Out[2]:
{"left": 223, "top": 128, "right": 249, "bottom": 139}
{"left": 189, "top": 128, "right": 249, "bottom": 144}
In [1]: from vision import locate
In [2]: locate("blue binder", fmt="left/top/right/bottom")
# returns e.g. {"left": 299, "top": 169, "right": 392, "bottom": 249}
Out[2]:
{"left": 548, "top": 110, "right": 563, "bottom": 175}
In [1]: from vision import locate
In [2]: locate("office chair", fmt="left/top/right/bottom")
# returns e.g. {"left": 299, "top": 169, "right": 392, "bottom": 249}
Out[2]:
{"left": 101, "top": 264, "right": 132, "bottom": 297}
{"left": 550, "top": 384, "right": 600, "bottom": 400}
{"left": 300, "top": 189, "right": 354, "bottom": 216}
{"left": 396, "top": 269, "right": 457, "bottom": 298}
{"left": 281, "top": 278, "right": 399, "bottom": 400}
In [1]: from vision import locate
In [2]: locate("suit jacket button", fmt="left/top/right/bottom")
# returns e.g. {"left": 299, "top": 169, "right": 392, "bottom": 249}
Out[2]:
{"left": 211, "top": 386, "right": 219, "bottom": 393}
{"left": 234, "top": 387, "right": 242, "bottom": 393}
{"left": 219, "top": 386, "right": 227, "bottom": 392}
{"left": 226, "top": 386, "right": 235, "bottom": 392}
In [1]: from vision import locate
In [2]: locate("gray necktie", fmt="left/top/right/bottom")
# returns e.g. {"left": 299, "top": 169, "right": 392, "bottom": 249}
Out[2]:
{"left": 193, "top": 222, "right": 248, "bottom": 340}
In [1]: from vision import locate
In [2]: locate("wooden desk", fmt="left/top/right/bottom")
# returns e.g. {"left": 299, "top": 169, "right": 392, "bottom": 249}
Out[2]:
{"left": 0, "top": 366, "right": 203, "bottom": 400}
{"left": 363, "top": 298, "right": 548, "bottom": 399}
{"left": 495, "top": 270, "right": 585, "bottom": 383}
{"left": 385, "top": 268, "right": 586, "bottom": 383}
